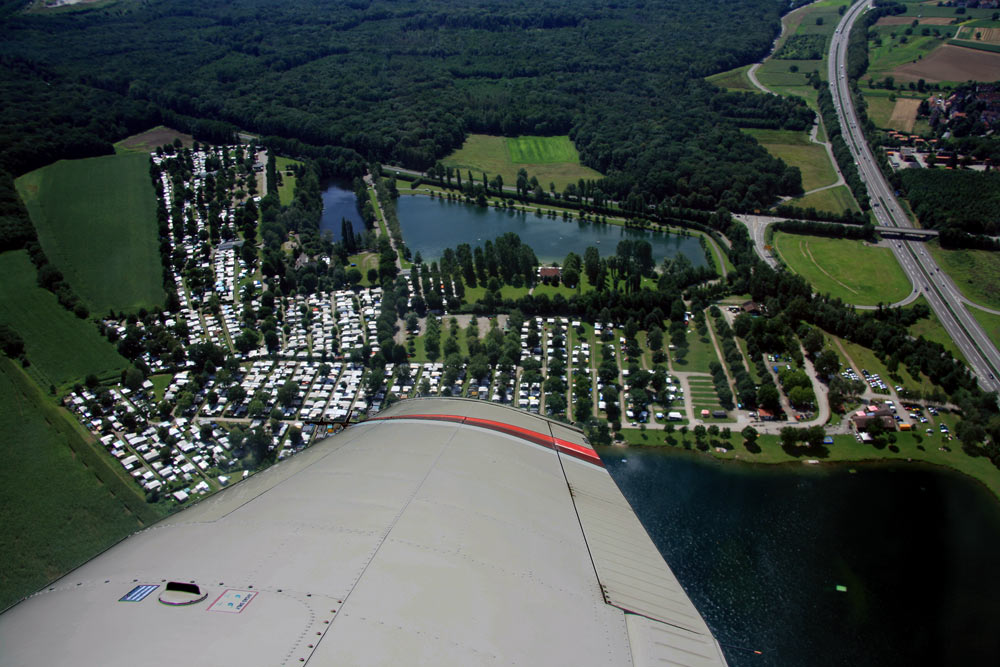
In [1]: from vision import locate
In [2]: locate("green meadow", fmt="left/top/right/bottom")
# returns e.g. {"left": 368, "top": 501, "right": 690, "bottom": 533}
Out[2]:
{"left": 0, "top": 251, "right": 129, "bottom": 392}
{"left": 16, "top": 152, "right": 163, "bottom": 315}
{"left": 785, "top": 184, "right": 860, "bottom": 215}
{"left": 742, "top": 128, "right": 838, "bottom": 192}
{"left": 0, "top": 358, "right": 160, "bottom": 611}
{"left": 442, "top": 134, "right": 603, "bottom": 191}
{"left": 773, "top": 232, "right": 911, "bottom": 305}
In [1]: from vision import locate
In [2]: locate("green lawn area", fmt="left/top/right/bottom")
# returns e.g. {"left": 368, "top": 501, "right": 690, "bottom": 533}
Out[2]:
{"left": 347, "top": 252, "right": 379, "bottom": 286}
{"left": 906, "top": 297, "right": 967, "bottom": 364}
{"left": 925, "top": 240, "right": 1000, "bottom": 311}
{"left": 773, "top": 232, "right": 912, "bottom": 305}
{"left": 861, "top": 91, "right": 898, "bottom": 128}
{"left": 505, "top": 136, "right": 579, "bottom": 163}
{"left": 462, "top": 283, "right": 530, "bottom": 303}
{"left": 675, "top": 328, "right": 721, "bottom": 374}
{"left": 742, "top": 128, "right": 837, "bottom": 192}
{"left": 149, "top": 373, "right": 173, "bottom": 402}
{"left": 784, "top": 184, "right": 860, "bottom": 215}
{"left": 275, "top": 156, "right": 301, "bottom": 206}
{"left": 971, "top": 308, "right": 1000, "bottom": 354}
{"left": 0, "top": 251, "right": 130, "bottom": 392}
{"left": 0, "top": 358, "right": 162, "bottom": 611}
{"left": 441, "top": 134, "right": 603, "bottom": 191}
{"left": 705, "top": 64, "right": 757, "bottom": 91}
{"left": 15, "top": 152, "right": 163, "bottom": 314}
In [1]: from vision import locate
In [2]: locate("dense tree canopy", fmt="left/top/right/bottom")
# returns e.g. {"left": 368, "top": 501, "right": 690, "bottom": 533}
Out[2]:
{"left": 1, "top": 0, "right": 807, "bottom": 213}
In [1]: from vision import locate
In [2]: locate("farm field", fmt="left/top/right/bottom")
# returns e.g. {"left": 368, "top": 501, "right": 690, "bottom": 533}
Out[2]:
{"left": 441, "top": 134, "right": 602, "bottom": 191}
{"left": 953, "top": 21, "right": 1000, "bottom": 45}
{"left": 925, "top": 241, "right": 1000, "bottom": 311}
{"left": 886, "top": 97, "right": 922, "bottom": 131}
{"left": 773, "top": 232, "right": 912, "bottom": 305}
{"left": 742, "top": 128, "right": 837, "bottom": 192}
{"left": 892, "top": 43, "right": 1000, "bottom": 83}
{"left": 0, "top": 357, "right": 159, "bottom": 611}
{"left": 114, "top": 125, "right": 193, "bottom": 154}
{"left": 754, "top": 0, "right": 849, "bottom": 108}
{"left": 861, "top": 93, "right": 898, "bottom": 128}
{"left": 0, "top": 251, "right": 129, "bottom": 392}
{"left": 860, "top": 89, "right": 925, "bottom": 132}
{"left": 867, "top": 26, "right": 955, "bottom": 77}
{"left": 15, "top": 152, "right": 163, "bottom": 314}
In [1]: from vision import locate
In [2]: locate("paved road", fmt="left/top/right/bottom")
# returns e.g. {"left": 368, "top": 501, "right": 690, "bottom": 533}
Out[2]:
{"left": 829, "top": 0, "right": 1000, "bottom": 393}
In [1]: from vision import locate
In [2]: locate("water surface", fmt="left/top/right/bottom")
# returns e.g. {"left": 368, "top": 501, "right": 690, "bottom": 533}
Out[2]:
{"left": 600, "top": 449, "right": 1000, "bottom": 666}
{"left": 319, "top": 179, "right": 363, "bottom": 241}
{"left": 396, "top": 194, "right": 707, "bottom": 265}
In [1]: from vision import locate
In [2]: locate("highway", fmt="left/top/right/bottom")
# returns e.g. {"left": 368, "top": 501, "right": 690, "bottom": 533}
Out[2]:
{"left": 828, "top": 0, "right": 1000, "bottom": 394}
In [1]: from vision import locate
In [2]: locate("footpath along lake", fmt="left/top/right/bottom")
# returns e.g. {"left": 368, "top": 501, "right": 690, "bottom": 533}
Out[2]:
{"left": 601, "top": 448, "right": 1000, "bottom": 666}
{"left": 395, "top": 194, "right": 709, "bottom": 265}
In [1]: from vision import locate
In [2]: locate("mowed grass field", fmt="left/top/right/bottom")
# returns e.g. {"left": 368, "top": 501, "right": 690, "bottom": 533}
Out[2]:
{"left": 0, "top": 251, "right": 129, "bottom": 391}
{"left": 906, "top": 297, "right": 967, "bottom": 365}
{"left": 16, "top": 152, "right": 163, "bottom": 314}
{"left": 742, "top": 128, "right": 837, "bottom": 192}
{"left": 773, "top": 232, "right": 912, "bottom": 305}
{"left": 785, "top": 184, "right": 860, "bottom": 215}
{"left": 442, "top": 134, "right": 603, "bottom": 191}
{"left": 0, "top": 358, "right": 159, "bottom": 611}
{"left": 926, "top": 240, "right": 1000, "bottom": 310}
{"left": 276, "top": 156, "right": 302, "bottom": 206}
{"left": 972, "top": 308, "right": 1000, "bottom": 354}
{"left": 505, "top": 136, "right": 578, "bottom": 163}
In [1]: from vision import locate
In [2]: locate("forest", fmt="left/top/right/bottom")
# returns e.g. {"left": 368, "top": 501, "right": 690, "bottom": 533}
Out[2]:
{"left": 0, "top": 0, "right": 814, "bottom": 234}
{"left": 898, "top": 170, "right": 1000, "bottom": 235}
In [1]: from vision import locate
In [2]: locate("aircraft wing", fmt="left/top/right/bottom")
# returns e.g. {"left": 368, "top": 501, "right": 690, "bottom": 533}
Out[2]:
{"left": 0, "top": 397, "right": 727, "bottom": 666}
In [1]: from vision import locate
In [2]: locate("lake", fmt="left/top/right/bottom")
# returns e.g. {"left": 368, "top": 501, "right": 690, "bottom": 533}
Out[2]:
{"left": 319, "top": 180, "right": 364, "bottom": 242}
{"left": 395, "top": 194, "right": 708, "bottom": 266}
{"left": 600, "top": 449, "right": 1000, "bottom": 666}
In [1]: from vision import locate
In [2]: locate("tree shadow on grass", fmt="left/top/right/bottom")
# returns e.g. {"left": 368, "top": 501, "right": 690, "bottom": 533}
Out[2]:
{"left": 744, "top": 439, "right": 762, "bottom": 454}
{"left": 781, "top": 442, "right": 830, "bottom": 458}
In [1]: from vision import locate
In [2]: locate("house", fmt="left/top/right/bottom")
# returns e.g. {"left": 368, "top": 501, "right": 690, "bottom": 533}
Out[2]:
{"left": 757, "top": 408, "right": 780, "bottom": 421}
{"left": 712, "top": 410, "right": 727, "bottom": 419}
{"left": 539, "top": 267, "right": 561, "bottom": 279}
{"left": 851, "top": 404, "right": 896, "bottom": 432}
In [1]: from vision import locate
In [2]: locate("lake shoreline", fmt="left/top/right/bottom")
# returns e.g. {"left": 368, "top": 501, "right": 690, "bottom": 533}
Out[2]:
{"left": 603, "top": 441, "right": 1000, "bottom": 504}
